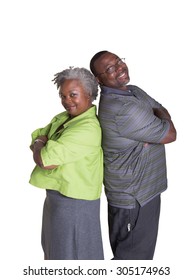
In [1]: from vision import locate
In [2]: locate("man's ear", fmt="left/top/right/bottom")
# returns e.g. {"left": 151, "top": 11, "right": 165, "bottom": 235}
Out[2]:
{"left": 96, "top": 76, "right": 100, "bottom": 83}
{"left": 96, "top": 76, "right": 103, "bottom": 85}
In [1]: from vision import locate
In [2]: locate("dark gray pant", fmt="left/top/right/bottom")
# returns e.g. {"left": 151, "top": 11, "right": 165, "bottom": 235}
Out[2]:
{"left": 42, "top": 190, "right": 104, "bottom": 260}
{"left": 108, "top": 195, "right": 161, "bottom": 260}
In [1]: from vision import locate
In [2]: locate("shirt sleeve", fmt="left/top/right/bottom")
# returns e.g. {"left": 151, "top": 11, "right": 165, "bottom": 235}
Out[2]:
{"left": 116, "top": 99, "right": 170, "bottom": 143}
{"left": 133, "top": 86, "right": 163, "bottom": 109}
{"left": 41, "top": 122, "right": 101, "bottom": 166}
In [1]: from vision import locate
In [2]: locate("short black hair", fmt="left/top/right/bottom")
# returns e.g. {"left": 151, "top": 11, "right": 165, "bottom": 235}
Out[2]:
{"left": 90, "top": 51, "right": 108, "bottom": 76}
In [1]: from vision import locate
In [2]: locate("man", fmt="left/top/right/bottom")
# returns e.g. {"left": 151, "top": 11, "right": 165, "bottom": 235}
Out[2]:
{"left": 90, "top": 51, "right": 176, "bottom": 260}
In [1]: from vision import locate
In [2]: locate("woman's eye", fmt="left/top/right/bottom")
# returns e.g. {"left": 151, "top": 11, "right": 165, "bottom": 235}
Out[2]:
{"left": 70, "top": 93, "right": 77, "bottom": 97}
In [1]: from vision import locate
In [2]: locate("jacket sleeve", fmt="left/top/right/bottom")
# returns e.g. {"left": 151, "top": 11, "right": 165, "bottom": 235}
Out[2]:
{"left": 41, "top": 122, "right": 101, "bottom": 166}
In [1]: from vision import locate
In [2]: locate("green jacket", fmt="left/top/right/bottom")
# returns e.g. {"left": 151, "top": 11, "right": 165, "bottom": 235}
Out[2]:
{"left": 29, "top": 106, "right": 103, "bottom": 200}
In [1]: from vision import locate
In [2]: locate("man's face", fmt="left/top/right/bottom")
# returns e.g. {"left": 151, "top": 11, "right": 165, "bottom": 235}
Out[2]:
{"left": 94, "top": 52, "right": 130, "bottom": 90}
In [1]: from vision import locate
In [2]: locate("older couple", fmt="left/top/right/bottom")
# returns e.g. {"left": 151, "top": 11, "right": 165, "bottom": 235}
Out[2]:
{"left": 29, "top": 51, "right": 176, "bottom": 260}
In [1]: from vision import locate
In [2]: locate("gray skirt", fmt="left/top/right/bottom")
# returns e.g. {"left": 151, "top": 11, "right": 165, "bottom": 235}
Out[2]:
{"left": 41, "top": 190, "right": 104, "bottom": 260}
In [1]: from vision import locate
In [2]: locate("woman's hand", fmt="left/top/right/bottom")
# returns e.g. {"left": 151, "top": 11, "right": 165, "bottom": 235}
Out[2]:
{"left": 32, "top": 135, "right": 58, "bottom": 170}
{"left": 30, "top": 135, "right": 48, "bottom": 151}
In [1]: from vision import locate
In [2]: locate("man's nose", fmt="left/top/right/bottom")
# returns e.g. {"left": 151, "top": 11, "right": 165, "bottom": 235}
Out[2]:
{"left": 115, "top": 63, "right": 123, "bottom": 71}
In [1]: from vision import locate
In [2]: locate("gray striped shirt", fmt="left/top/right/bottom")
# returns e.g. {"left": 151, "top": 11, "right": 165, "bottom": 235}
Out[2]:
{"left": 98, "top": 85, "right": 170, "bottom": 209}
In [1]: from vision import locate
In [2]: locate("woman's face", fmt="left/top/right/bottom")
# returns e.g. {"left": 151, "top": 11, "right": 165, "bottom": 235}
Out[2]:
{"left": 59, "top": 79, "right": 92, "bottom": 117}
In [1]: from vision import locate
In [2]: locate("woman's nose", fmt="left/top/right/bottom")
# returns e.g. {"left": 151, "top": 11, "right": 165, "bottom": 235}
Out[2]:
{"left": 63, "top": 96, "right": 72, "bottom": 104}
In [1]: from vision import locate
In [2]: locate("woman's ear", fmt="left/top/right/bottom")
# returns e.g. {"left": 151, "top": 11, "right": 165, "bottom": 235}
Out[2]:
{"left": 87, "top": 93, "right": 92, "bottom": 100}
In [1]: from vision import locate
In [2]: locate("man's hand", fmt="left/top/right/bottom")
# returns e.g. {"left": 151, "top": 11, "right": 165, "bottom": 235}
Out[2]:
{"left": 153, "top": 108, "right": 171, "bottom": 120}
{"left": 153, "top": 107, "right": 177, "bottom": 144}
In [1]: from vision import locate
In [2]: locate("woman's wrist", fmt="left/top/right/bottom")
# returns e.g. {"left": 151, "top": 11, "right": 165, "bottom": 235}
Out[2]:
{"left": 34, "top": 138, "right": 46, "bottom": 145}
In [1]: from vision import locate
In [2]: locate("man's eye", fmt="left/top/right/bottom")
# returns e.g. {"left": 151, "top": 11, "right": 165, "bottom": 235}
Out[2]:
{"left": 117, "top": 59, "right": 123, "bottom": 65}
{"left": 106, "top": 66, "right": 115, "bottom": 73}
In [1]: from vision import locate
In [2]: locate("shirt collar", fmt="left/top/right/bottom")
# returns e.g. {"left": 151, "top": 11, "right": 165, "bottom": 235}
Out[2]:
{"left": 100, "top": 85, "right": 133, "bottom": 96}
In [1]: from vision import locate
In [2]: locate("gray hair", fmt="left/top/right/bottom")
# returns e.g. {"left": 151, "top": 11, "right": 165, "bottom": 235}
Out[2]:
{"left": 52, "top": 67, "right": 98, "bottom": 101}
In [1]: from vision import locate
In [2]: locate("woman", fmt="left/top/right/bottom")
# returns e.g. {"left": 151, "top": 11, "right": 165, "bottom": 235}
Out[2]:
{"left": 29, "top": 67, "right": 104, "bottom": 260}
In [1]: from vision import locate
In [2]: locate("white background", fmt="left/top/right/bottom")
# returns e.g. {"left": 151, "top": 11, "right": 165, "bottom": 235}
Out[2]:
{"left": 0, "top": 0, "right": 191, "bottom": 279}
